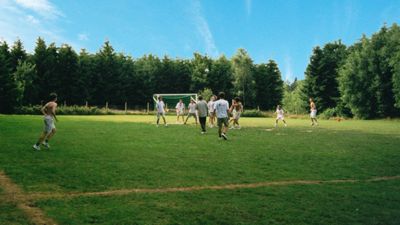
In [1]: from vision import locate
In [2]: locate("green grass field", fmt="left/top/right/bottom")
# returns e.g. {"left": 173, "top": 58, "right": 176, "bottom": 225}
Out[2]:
{"left": 1, "top": 115, "right": 400, "bottom": 224}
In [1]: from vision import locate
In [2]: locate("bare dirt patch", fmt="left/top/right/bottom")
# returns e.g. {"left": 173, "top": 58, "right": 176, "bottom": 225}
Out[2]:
{"left": 0, "top": 171, "right": 57, "bottom": 225}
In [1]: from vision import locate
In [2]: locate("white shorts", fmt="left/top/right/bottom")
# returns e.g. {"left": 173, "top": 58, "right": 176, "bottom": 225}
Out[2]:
{"left": 310, "top": 110, "right": 317, "bottom": 118}
{"left": 187, "top": 112, "right": 196, "bottom": 118}
{"left": 157, "top": 112, "right": 165, "bottom": 118}
{"left": 176, "top": 110, "right": 184, "bottom": 116}
{"left": 233, "top": 111, "right": 241, "bottom": 120}
{"left": 276, "top": 115, "right": 284, "bottom": 120}
{"left": 43, "top": 115, "right": 55, "bottom": 134}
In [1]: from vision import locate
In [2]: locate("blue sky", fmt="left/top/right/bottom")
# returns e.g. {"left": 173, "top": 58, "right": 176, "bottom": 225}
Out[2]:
{"left": 1, "top": 0, "right": 400, "bottom": 81}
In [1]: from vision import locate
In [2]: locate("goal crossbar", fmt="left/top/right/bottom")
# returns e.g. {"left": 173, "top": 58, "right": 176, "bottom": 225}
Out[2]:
{"left": 153, "top": 93, "right": 198, "bottom": 110}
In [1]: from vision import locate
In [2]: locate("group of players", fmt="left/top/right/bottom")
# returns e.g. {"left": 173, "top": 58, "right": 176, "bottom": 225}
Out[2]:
{"left": 155, "top": 92, "right": 242, "bottom": 140}
{"left": 155, "top": 92, "right": 319, "bottom": 141}
{"left": 32, "top": 92, "right": 319, "bottom": 150}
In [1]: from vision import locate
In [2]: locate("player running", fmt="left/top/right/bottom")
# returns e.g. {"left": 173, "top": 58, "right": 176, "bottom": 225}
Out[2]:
{"left": 309, "top": 98, "right": 318, "bottom": 126}
{"left": 214, "top": 92, "right": 230, "bottom": 140}
{"left": 33, "top": 93, "right": 58, "bottom": 151}
{"left": 229, "top": 97, "right": 243, "bottom": 129}
{"left": 156, "top": 96, "right": 168, "bottom": 127}
{"left": 275, "top": 105, "right": 287, "bottom": 127}
{"left": 175, "top": 99, "right": 185, "bottom": 123}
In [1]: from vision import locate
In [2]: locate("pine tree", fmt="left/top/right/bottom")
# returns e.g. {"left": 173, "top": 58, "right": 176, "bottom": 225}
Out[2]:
{"left": 302, "top": 46, "right": 324, "bottom": 111}
{"left": 319, "top": 41, "right": 347, "bottom": 110}
{"left": 93, "top": 41, "right": 121, "bottom": 105}
{"left": 302, "top": 41, "right": 347, "bottom": 113}
{"left": 78, "top": 49, "right": 95, "bottom": 104}
{"left": 0, "top": 41, "right": 23, "bottom": 113}
{"left": 173, "top": 59, "right": 192, "bottom": 93}
{"left": 190, "top": 53, "right": 211, "bottom": 93}
{"left": 253, "top": 60, "right": 283, "bottom": 110}
{"left": 10, "top": 39, "right": 27, "bottom": 73}
{"left": 57, "top": 44, "right": 81, "bottom": 105}
{"left": 208, "top": 55, "right": 234, "bottom": 98}
{"left": 29, "top": 37, "right": 48, "bottom": 104}
{"left": 232, "top": 48, "right": 255, "bottom": 107}
{"left": 135, "top": 54, "right": 162, "bottom": 103}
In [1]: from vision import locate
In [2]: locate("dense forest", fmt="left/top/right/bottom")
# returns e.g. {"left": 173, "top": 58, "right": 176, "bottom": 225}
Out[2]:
{"left": 1, "top": 23, "right": 400, "bottom": 118}
{"left": 0, "top": 39, "right": 283, "bottom": 112}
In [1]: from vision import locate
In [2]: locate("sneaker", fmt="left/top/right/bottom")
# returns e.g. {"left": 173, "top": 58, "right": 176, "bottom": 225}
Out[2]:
{"left": 165, "top": 124, "right": 168, "bottom": 127}
{"left": 221, "top": 133, "right": 228, "bottom": 140}
{"left": 33, "top": 144, "right": 40, "bottom": 151}
{"left": 201, "top": 131, "right": 205, "bottom": 134}
{"left": 284, "top": 124, "right": 287, "bottom": 127}
{"left": 229, "top": 126, "right": 235, "bottom": 129}
{"left": 43, "top": 142, "right": 50, "bottom": 149}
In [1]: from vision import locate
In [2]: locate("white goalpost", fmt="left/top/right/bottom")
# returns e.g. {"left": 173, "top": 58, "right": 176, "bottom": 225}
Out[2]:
{"left": 153, "top": 93, "right": 198, "bottom": 111}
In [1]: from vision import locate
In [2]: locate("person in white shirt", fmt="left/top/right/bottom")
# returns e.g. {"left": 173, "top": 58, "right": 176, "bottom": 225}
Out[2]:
{"left": 156, "top": 96, "right": 167, "bottom": 127}
{"left": 207, "top": 95, "right": 216, "bottom": 128}
{"left": 275, "top": 105, "right": 287, "bottom": 127}
{"left": 229, "top": 97, "right": 243, "bottom": 129}
{"left": 213, "top": 92, "right": 229, "bottom": 140}
{"left": 175, "top": 99, "right": 185, "bottom": 123}
{"left": 184, "top": 99, "right": 198, "bottom": 125}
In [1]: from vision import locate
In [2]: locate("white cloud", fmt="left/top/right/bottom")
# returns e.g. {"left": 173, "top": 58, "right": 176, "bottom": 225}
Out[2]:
{"left": 14, "top": 0, "right": 62, "bottom": 19}
{"left": 332, "top": 0, "right": 357, "bottom": 37}
{"left": 191, "top": 0, "right": 219, "bottom": 57}
{"left": 78, "top": 33, "right": 89, "bottom": 41}
{"left": 0, "top": 0, "right": 79, "bottom": 52}
{"left": 245, "top": 0, "right": 252, "bottom": 16}
{"left": 26, "top": 15, "right": 40, "bottom": 25}
{"left": 284, "top": 56, "right": 294, "bottom": 82}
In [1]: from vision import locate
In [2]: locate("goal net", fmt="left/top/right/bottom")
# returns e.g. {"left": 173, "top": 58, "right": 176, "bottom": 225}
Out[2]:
{"left": 153, "top": 93, "right": 198, "bottom": 111}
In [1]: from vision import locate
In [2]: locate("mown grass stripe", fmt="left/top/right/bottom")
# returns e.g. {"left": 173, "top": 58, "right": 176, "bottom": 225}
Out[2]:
{"left": 28, "top": 175, "right": 400, "bottom": 200}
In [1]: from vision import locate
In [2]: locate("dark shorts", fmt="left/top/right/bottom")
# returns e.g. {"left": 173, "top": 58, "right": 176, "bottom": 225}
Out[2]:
{"left": 217, "top": 117, "right": 229, "bottom": 127}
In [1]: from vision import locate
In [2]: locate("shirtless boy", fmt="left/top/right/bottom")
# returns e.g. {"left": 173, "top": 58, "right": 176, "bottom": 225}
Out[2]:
{"left": 33, "top": 93, "right": 58, "bottom": 150}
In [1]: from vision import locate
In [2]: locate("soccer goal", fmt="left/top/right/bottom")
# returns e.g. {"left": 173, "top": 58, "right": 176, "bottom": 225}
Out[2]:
{"left": 153, "top": 93, "right": 198, "bottom": 111}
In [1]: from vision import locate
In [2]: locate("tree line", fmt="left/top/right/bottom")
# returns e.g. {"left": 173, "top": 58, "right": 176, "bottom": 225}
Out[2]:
{"left": 0, "top": 39, "right": 283, "bottom": 113}
{"left": 1, "top": 23, "right": 400, "bottom": 118}
{"left": 283, "top": 23, "right": 400, "bottom": 119}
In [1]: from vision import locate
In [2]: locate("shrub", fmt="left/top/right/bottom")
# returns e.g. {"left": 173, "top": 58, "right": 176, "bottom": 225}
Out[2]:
{"left": 241, "top": 109, "right": 265, "bottom": 117}
{"left": 15, "top": 105, "right": 42, "bottom": 115}
{"left": 15, "top": 105, "right": 116, "bottom": 115}
{"left": 319, "top": 108, "right": 337, "bottom": 119}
